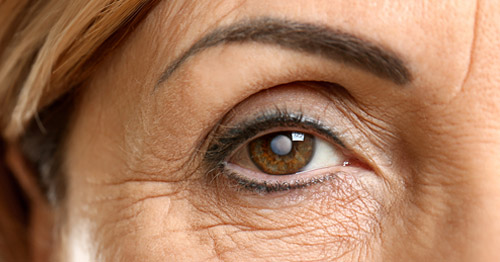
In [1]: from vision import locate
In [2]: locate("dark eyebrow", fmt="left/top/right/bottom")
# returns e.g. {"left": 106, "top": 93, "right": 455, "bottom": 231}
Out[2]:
{"left": 157, "top": 17, "right": 412, "bottom": 85}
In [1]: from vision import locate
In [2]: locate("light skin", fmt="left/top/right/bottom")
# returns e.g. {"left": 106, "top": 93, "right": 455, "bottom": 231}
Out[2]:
{"left": 13, "top": 0, "right": 500, "bottom": 261}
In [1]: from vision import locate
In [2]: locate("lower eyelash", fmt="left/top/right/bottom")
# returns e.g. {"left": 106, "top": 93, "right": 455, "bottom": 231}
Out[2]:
{"left": 221, "top": 166, "right": 339, "bottom": 194}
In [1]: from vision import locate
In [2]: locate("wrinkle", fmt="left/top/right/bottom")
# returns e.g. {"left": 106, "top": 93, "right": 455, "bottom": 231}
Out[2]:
{"left": 456, "top": 0, "right": 479, "bottom": 99}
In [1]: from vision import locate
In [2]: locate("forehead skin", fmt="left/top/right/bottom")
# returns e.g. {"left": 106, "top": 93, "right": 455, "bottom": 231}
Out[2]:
{"left": 60, "top": 0, "right": 500, "bottom": 261}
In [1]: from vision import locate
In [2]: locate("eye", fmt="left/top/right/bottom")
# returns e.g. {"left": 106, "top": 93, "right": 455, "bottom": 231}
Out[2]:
{"left": 204, "top": 111, "right": 356, "bottom": 193}
{"left": 231, "top": 131, "right": 345, "bottom": 175}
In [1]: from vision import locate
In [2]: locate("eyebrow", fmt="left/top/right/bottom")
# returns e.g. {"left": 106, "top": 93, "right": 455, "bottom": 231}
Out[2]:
{"left": 157, "top": 17, "right": 412, "bottom": 85}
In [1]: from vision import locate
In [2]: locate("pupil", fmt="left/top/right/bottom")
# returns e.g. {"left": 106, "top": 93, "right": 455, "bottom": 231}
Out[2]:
{"left": 270, "top": 134, "right": 293, "bottom": 156}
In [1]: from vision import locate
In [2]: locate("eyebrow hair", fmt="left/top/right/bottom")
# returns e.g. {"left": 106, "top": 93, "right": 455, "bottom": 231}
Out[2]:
{"left": 157, "top": 17, "right": 412, "bottom": 85}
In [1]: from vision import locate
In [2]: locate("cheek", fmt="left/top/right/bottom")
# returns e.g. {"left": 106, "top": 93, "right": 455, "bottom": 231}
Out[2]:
{"left": 61, "top": 75, "right": 390, "bottom": 261}
{"left": 69, "top": 169, "right": 384, "bottom": 262}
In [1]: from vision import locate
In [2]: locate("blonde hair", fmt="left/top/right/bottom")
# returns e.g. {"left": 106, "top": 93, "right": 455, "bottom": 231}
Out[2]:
{"left": 0, "top": 0, "right": 159, "bottom": 261}
{"left": 0, "top": 0, "right": 159, "bottom": 141}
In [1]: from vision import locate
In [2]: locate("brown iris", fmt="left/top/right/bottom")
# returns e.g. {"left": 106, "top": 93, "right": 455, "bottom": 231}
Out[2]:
{"left": 248, "top": 132, "right": 315, "bottom": 175}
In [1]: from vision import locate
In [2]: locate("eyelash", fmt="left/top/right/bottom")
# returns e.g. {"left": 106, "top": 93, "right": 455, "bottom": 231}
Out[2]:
{"left": 203, "top": 109, "right": 346, "bottom": 193}
{"left": 221, "top": 169, "right": 340, "bottom": 193}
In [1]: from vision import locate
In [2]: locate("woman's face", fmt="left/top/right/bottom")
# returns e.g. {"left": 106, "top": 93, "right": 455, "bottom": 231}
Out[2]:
{"left": 57, "top": 1, "right": 500, "bottom": 261}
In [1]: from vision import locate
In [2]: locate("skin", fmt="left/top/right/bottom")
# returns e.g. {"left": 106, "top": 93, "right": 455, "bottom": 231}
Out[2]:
{"left": 22, "top": 0, "right": 500, "bottom": 261}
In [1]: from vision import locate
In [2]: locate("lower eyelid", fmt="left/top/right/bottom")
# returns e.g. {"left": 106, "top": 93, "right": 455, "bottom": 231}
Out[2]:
{"left": 223, "top": 162, "right": 363, "bottom": 186}
{"left": 215, "top": 164, "right": 380, "bottom": 205}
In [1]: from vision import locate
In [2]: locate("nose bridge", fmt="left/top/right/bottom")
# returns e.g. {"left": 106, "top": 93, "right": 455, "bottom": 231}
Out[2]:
{"left": 415, "top": 1, "right": 500, "bottom": 259}
{"left": 400, "top": 102, "right": 500, "bottom": 262}
{"left": 452, "top": 0, "right": 500, "bottom": 192}
{"left": 457, "top": 4, "right": 500, "bottom": 258}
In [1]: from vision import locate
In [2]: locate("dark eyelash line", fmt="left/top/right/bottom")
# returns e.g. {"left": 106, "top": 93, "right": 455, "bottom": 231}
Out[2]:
{"left": 223, "top": 169, "right": 340, "bottom": 194}
{"left": 203, "top": 109, "right": 344, "bottom": 169}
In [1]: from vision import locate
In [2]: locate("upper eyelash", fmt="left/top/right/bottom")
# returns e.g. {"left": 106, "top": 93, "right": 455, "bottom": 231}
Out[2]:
{"left": 203, "top": 109, "right": 344, "bottom": 173}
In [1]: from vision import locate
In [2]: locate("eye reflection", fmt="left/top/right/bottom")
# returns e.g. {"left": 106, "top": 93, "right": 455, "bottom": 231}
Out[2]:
{"left": 249, "top": 132, "right": 315, "bottom": 175}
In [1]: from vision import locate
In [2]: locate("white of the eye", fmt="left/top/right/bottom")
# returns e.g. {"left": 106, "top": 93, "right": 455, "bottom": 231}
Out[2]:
{"left": 270, "top": 134, "right": 293, "bottom": 156}
{"left": 302, "top": 137, "right": 343, "bottom": 171}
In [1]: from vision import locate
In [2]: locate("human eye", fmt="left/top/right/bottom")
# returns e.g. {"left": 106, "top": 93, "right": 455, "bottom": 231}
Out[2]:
{"left": 180, "top": 82, "right": 386, "bottom": 259}
{"left": 205, "top": 111, "right": 358, "bottom": 194}
{"left": 202, "top": 84, "right": 371, "bottom": 196}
